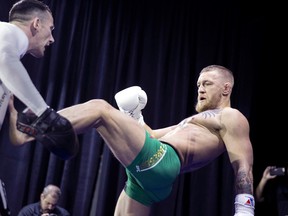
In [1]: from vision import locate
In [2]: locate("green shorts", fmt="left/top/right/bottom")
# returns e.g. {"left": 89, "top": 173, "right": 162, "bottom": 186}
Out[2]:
{"left": 124, "top": 131, "right": 181, "bottom": 206}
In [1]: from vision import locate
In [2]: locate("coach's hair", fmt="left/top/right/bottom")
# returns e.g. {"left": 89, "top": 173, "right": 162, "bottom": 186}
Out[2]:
{"left": 9, "top": 0, "right": 52, "bottom": 22}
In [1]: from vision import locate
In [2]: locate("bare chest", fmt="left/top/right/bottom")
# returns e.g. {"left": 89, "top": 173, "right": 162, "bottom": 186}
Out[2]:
{"left": 182, "top": 109, "right": 222, "bottom": 131}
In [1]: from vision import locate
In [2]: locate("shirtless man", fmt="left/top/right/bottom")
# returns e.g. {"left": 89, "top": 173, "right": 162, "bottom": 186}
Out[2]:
{"left": 9, "top": 65, "right": 254, "bottom": 215}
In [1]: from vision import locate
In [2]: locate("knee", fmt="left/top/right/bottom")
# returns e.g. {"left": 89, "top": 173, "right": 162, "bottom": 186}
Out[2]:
{"left": 85, "top": 99, "right": 113, "bottom": 111}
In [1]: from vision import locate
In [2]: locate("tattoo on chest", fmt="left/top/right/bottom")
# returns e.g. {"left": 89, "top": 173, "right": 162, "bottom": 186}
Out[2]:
{"left": 178, "top": 109, "right": 221, "bottom": 128}
{"left": 179, "top": 119, "right": 187, "bottom": 128}
{"left": 200, "top": 109, "right": 220, "bottom": 119}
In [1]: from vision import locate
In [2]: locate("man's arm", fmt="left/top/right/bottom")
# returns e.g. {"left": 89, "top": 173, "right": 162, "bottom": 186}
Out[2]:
{"left": 9, "top": 95, "right": 79, "bottom": 160}
{"left": 8, "top": 95, "right": 34, "bottom": 145}
{"left": 0, "top": 25, "right": 48, "bottom": 116}
{"left": 220, "top": 108, "right": 254, "bottom": 215}
{"left": 255, "top": 166, "right": 276, "bottom": 202}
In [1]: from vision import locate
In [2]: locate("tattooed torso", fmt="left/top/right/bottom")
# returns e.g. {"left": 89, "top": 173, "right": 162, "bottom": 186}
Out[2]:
{"left": 159, "top": 108, "right": 226, "bottom": 173}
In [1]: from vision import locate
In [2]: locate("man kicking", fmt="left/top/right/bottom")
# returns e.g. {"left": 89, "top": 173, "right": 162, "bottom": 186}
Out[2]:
{"left": 9, "top": 65, "right": 254, "bottom": 215}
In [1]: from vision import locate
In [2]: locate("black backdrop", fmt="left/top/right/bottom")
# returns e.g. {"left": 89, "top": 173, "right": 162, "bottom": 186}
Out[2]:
{"left": 0, "top": 0, "right": 286, "bottom": 215}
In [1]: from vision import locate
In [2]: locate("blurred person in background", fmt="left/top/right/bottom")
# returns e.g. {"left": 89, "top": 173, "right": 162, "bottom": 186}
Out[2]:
{"left": 17, "top": 184, "right": 70, "bottom": 216}
{"left": 255, "top": 165, "right": 288, "bottom": 216}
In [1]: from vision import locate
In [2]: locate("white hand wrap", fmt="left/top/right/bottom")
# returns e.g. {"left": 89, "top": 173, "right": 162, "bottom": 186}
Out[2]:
{"left": 234, "top": 194, "right": 255, "bottom": 216}
{"left": 114, "top": 86, "right": 147, "bottom": 125}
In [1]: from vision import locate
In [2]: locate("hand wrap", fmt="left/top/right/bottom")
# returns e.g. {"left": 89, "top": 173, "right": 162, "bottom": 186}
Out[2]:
{"left": 234, "top": 193, "right": 255, "bottom": 216}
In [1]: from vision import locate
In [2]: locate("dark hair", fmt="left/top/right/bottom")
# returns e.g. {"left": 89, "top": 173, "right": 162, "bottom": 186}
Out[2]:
{"left": 9, "top": 0, "right": 51, "bottom": 22}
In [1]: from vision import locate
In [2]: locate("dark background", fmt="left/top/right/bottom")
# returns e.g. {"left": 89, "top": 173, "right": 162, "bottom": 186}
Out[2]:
{"left": 0, "top": 0, "right": 286, "bottom": 215}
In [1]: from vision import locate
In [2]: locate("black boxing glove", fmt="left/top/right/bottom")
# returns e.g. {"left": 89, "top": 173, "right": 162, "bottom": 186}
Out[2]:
{"left": 16, "top": 107, "right": 79, "bottom": 160}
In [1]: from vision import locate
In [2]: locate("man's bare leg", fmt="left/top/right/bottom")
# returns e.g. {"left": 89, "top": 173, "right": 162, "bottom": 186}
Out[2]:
{"left": 114, "top": 190, "right": 151, "bottom": 216}
{"left": 9, "top": 97, "right": 147, "bottom": 166}
{"left": 58, "top": 99, "right": 147, "bottom": 166}
{"left": 59, "top": 99, "right": 152, "bottom": 215}
{"left": 9, "top": 97, "right": 156, "bottom": 215}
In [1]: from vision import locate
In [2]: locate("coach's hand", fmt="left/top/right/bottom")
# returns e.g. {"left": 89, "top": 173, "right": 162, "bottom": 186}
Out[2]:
{"left": 16, "top": 107, "right": 79, "bottom": 160}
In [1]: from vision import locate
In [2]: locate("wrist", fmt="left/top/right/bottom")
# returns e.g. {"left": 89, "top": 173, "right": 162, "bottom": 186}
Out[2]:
{"left": 137, "top": 115, "right": 145, "bottom": 126}
{"left": 234, "top": 193, "right": 254, "bottom": 216}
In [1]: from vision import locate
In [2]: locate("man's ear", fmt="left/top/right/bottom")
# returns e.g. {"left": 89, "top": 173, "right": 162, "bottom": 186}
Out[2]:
{"left": 40, "top": 193, "right": 45, "bottom": 200}
{"left": 31, "top": 17, "right": 40, "bottom": 36}
{"left": 222, "top": 82, "right": 232, "bottom": 96}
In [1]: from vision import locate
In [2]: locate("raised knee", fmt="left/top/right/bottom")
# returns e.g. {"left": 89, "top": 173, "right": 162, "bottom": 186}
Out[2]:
{"left": 86, "top": 99, "right": 105, "bottom": 105}
{"left": 85, "top": 99, "right": 112, "bottom": 110}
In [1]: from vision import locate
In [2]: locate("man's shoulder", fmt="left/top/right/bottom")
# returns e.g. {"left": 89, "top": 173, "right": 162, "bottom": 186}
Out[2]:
{"left": 221, "top": 107, "right": 244, "bottom": 118}
{"left": 0, "top": 21, "right": 28, "bottom": 56}
{"left": 21, "top": 202, "right": 39, "bottom": 209}
{"left": 18, "top": 202, "right": 39, "bottom": 215}
{"left": 220, "top": 107, "right": 249, "bottom": 128}
{"left": 0, "top": 22, "right": 18, "bottom": 34}
{"left": 55, "top": 206, "right": 70, "bottom": 215}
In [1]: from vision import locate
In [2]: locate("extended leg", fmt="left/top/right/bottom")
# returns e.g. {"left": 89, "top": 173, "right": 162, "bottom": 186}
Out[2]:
{"left": 58, "top": 99, "right": 147, "bottom": 166}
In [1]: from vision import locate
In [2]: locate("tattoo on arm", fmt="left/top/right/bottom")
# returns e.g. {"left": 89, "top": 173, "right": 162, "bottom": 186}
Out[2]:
{"left": 235, "top": 170, "right": 253, "bottom": 194}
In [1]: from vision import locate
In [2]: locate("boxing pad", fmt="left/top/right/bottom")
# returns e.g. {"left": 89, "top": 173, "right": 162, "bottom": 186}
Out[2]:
{"left": 114, "top": 86, "right": 147, "bottom": 125}
{"left": 16, "top": 107, "right": 79, "bottom": 160}
{"left": 234, "top": 194, "right": 255, "bottom": 216}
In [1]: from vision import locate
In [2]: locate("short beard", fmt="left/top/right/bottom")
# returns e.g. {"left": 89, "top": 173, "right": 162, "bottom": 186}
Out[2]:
{"left": 195, "top": 103, "right": 206, "bottom": 113}
{"left": 195, "top": 100, "right": 216, "bottom": 113}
